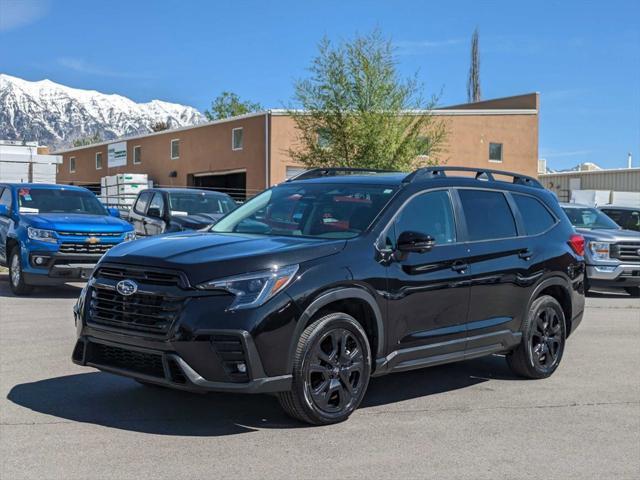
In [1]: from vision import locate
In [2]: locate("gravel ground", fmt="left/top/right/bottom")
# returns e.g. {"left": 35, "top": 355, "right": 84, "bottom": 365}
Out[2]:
{"left": 0, "top": 275, "right": 638, "bottom": 479}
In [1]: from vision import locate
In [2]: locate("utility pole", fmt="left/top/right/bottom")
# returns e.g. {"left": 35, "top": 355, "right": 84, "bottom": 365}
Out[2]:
{"left": 467, "top": 28, "right": 481, "bottom": 103}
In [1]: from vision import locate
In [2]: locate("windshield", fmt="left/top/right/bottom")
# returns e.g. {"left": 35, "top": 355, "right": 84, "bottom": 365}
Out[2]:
{"left": 211, "top": 183, "right": 398, "bottom": 239}
{"left": 17, "top": 187, "right": 107, "bottom": 215}
{"left": 562, "top": 206, "right": 620, "bottom": 230}
{"left": 168, "top": 192, "right": 236, "bottom": 216}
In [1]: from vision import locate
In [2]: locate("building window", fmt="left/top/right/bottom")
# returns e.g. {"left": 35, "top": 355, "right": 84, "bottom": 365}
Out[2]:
{"left": 171, "top": 139, "right": 180, "bottom": 159}
{"left": 95, "top": 152, "right": 103, "bottom": 170}
{"left": 489, "top": 142, "right": 503, "bottom": 162}
{"left": 69, "top": 157, "right": 76, "bottom": 173}
{"left": 317, "top": 128, "right": 331, "bottom": 149}
{"left": 133, "top": 145, "right": 142, "bottom": 164}
{"left": 417, "top": 136, "right": 431, "bottom": 156}
{"left": 232, "top": 128, "right": 244, "bottom": 150}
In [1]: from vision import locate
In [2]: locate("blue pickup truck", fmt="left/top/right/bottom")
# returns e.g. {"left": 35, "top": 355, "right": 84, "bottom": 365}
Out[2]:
{"left": 0, "top": 183, "right": 135, "bottom": 295}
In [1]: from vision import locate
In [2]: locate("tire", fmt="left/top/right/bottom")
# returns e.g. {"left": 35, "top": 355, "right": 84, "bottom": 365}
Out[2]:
{"left": 278, "top": 312, "right": 372, "bottom": 425}
{"left": 507, "top": 295, "right": 566, "bottom": 379}
{"left": 8, "top": 248, "right": 34, "bottom": 296}
{"left": 625, "top": 287, "right": 640, "bottom": 297}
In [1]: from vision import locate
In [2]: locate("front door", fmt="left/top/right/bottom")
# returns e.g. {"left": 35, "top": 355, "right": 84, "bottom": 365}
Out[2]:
{"left": 144, "top": 192, "right": 166, "bottom": 236}
{"left": 385, "top": 189, "right": 471, "bottom": 365}
{"left": 129, "top": 191, "right": 153, "bottom": 236}
{"left": 0, "top": 187, "right": 13, "bottom": 264}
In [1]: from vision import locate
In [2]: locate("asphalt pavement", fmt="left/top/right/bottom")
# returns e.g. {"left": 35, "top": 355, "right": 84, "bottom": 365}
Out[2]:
{"left": 0, "top": 273, "right": 638, "bottom": 479}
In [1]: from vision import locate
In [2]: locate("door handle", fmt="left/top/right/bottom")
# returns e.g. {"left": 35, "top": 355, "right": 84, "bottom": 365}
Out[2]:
{"left": 518, "top": 248, "right": 532, "bottom": 260}
{"left": 451, "top": 261, "right": 468, "bottom": 273}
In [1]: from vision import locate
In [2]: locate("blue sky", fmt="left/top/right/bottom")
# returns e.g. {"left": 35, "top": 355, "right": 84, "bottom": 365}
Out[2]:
{"left": 1, "top": 0, "right": 638, "bottom": 170}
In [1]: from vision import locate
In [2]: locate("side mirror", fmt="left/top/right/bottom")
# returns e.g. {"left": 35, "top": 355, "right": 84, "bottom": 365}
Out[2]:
{"left": 147, "top": 207, "right": 161, "bottom": 218}
{"left": 0, "top": 205, "right": 9, "bottom": 217}
{"left": 107, "top": 207, "right": 120, "bottom": 218}
{"left": 397, "top": 231, "right": 435, "bottom": 253}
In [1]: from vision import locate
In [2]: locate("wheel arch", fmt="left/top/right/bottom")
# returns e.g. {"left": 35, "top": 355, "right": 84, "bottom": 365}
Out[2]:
{"left": 528, "top": 276, "right": 574, "bottom": 337}
{"left": 287, "top": 287, "right": 385, "bottom": 373}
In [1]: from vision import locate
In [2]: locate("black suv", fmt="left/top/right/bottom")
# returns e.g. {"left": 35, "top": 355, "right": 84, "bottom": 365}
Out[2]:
{"left": 72, "top": 167, "right": 586, "bottom": 425}
{"left": 128, "top": 188, "right": 237, "bottom": 236}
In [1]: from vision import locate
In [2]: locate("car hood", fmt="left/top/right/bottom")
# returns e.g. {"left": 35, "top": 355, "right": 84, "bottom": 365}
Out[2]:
{"left": 575, "top": 227, "right": 640, "bottom": 242}
{"left": 103, "top": 232, "right": 346, "bottom": 284}
{"left": 21, "top": 213, "right": 132, "bottom": 232}
{"left": 171, "top": 213, "right": 224, "bottom": 230}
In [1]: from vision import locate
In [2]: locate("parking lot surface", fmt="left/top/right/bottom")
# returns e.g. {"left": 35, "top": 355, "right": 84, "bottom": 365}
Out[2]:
{"left": 1, "top": 273, "right": 638, "bottom": 480}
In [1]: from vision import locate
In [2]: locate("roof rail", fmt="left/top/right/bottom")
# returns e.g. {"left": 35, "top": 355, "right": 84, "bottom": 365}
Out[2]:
{"left": 286, "top": 167, "right": 398, "bottom": 182}
{"left": 402, "top": 166, "right": 544, "bottom": 189}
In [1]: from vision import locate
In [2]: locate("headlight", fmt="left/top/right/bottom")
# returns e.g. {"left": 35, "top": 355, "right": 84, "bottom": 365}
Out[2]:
{"left": 589, "top": 241, "right": 610, "bottom": 260}
{"left": 123, "top": 230, "right": 136, "bottom": 241}
{"left": 27, "top": 227, "right": 57, "bottom": 243}
{"left": 197, "top": 264, "right": 299, "bottom": 311}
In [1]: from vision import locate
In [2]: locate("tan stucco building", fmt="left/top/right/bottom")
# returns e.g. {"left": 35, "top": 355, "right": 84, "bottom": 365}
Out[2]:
{"left": 54, "top": 93, "right": 539, "bottom": 199}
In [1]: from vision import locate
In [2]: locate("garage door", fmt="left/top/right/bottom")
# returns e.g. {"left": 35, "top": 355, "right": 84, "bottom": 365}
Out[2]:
{"left": 286, "top": 166, "right": 307, "bottom": 179}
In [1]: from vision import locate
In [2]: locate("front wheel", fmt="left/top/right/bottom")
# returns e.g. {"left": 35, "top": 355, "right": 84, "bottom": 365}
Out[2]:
{"left": 507, "top": 295, "right": 566, "bottom": 379}
{"left": 8, "top": 249, "right": 34, "bottom": 296}
{"left": 278, "top": 312, "right": 371, "bottom": 425}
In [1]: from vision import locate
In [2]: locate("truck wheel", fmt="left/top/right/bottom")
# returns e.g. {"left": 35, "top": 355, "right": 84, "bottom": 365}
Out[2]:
{"left": 278, "top": 312, "right": 371, "bottom": 425}
{"left": 507, "top": 295, "right": 566, "bottom": 379}
{"left": 625, "top": 287, "right": 640, "bottom": 297}
{"left": 9, "top": 248, "right": 34, "bottom": 295}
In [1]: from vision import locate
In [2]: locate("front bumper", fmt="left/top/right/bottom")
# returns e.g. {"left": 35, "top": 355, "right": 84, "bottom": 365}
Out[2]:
{"left": 24, "top": 252, "right": 103, "bottom": 284}
{"left": 586, "top": 263, "right": 640, "bottom": 287}
{"left": 72, "top": 334, "right": 292, "bottom": 394}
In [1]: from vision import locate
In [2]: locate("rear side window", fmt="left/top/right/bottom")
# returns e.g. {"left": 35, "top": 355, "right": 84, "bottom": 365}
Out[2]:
{"left": 458, "top": 189, "right": 517, "bottom": 241}
{"left": 134, "top": 191, "right": 153, "bottom": 214}
{"left": 513, "top": 194, "right": 556, "bottom": 235}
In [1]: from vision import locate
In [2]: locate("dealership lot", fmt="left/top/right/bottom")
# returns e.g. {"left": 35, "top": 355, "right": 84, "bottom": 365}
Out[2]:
{"left": 0, "top": 275, "right": 638, "bottom": 480}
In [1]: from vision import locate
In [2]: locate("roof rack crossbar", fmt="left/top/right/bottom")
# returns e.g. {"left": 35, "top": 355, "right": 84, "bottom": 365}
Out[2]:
{"left": 286, "top": 167, "right": 398, "bottom": 182}
{"left": 403, "top": 166, "right": 543, "bottom": 189}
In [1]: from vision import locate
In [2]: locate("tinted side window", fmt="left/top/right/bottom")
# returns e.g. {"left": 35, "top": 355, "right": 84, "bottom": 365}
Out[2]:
{"left": 513, "top": 194, "right": 556, "bottom": 235}
{"left": 395, "top": 190, "right": 456, "bottom": 246}
{"left": 601, "top": 209, "right": 625, "bottom": 225}
{"left": 0, "top": 188, "right": 11, "bottom": 209}
{"left": 458, "top": 189, "right": 516, "bottom": 241}
{"left": 134, "top": 192, "right": 153, "bottom": 214}
{"left": 148, "top": 193, "right": 165, "bottom": 216}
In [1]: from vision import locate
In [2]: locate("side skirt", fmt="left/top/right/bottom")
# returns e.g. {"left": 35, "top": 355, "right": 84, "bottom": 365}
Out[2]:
{"left": 372, "top": 330, "right": 522, "bottom": 377}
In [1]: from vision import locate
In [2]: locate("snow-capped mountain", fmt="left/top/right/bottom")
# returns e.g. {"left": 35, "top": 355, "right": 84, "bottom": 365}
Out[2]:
{"left": 0, "top": 74, "right": 205, "bottom": 148}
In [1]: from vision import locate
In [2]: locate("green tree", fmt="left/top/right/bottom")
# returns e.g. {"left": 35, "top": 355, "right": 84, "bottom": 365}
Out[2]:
{"left": 205, "top": 92, "right": 263, "bottom": 121}
{"left": 72, "top": 132, "right": 102, "bottom": 147}
{"left": 289, "top": 30, "right": 447, "bottom": 171}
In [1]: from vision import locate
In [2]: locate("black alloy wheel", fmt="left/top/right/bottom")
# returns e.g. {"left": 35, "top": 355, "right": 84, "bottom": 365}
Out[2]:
{"left": 278, "top": 312, "right": 371, "bottom": 425}
{"left": 507, "top": 295, "right": 566, "bottom": 379}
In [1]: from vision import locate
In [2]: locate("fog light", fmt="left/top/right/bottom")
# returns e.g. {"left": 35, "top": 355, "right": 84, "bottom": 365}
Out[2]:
{"left": 594, "top": 266, "right": 616, "bottom": 273}
{"left": 34, "top": 256, "right": 46, "bottom": 265}
{"left": 236, "top": 363, "right": 247, "bottom": 374}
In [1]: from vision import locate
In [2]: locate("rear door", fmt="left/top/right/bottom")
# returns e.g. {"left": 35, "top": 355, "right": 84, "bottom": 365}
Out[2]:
{"left": 129, "top": 191, "right": 153, "bottom": 236}
{"left": 455, "top": 188, "right": 534, "bottom": 350}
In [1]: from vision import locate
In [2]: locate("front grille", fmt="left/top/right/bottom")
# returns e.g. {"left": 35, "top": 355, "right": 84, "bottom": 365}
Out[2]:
{"left": 87, "top": 342, "right": 164, "bottom": 378}
{"left": 95, "top": 266, "right": 184, "bottom": 287}
{"left": 58, "top": 231, "right": 121, "bottom": 237}
{"left": 611, "top": 243, "right": 640, "bottom": 262}
{"left": 88, "top": 285, "right": 184, "bottom": 335}
{"left": 212, "top": 335, "right": 249, "bottom": 382}
{"left": 59, "top": 243, "right": 113, "bottom": 254}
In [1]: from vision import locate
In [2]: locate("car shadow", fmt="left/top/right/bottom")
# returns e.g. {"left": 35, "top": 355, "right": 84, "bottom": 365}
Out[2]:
{"left": 0, "top": 273, "right": 84, "bottom": 299}
{"left": 6, "top": 355, "right": 517, "bottom": 436}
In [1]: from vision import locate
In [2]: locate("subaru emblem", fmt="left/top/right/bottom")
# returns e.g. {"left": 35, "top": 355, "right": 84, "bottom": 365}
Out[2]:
{"left": 116, "top": 279, "right": 138, "bottom": 296}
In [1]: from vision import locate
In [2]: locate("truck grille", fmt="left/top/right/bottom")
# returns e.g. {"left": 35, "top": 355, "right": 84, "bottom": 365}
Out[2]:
{"left": 88, "top": 285, "right": 184, "bottom": 335}
{"left": 611, "top": 243, "right": 640, "bottom": 262}
{"left": 58, "top": 231, "right": 121, "bottom": 237}
{"left": 59, "top": 243, "right": 113, "bottom": 254}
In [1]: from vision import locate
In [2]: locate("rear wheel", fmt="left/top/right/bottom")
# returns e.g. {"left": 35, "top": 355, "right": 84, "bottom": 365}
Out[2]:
{"left": 507, "top": 295, "right": 566, "bottom": 379}
{"left": 278, "top": 312, "right": 371, "bottom": 425}
{"left": 625, "top": 287, "right": 640, "bottom": 297}
{"left": 8, "top": 248, "right": 34, "bottom": 296}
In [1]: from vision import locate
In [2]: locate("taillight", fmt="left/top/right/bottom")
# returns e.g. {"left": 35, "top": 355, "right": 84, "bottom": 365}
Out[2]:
{"left": 568, "top": 234, "right": 585, "bottom": 256}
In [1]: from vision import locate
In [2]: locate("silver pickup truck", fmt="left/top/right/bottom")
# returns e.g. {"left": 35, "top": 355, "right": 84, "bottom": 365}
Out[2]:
{"left": 561, "top": 203, "right": 640, "bottom": 296}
